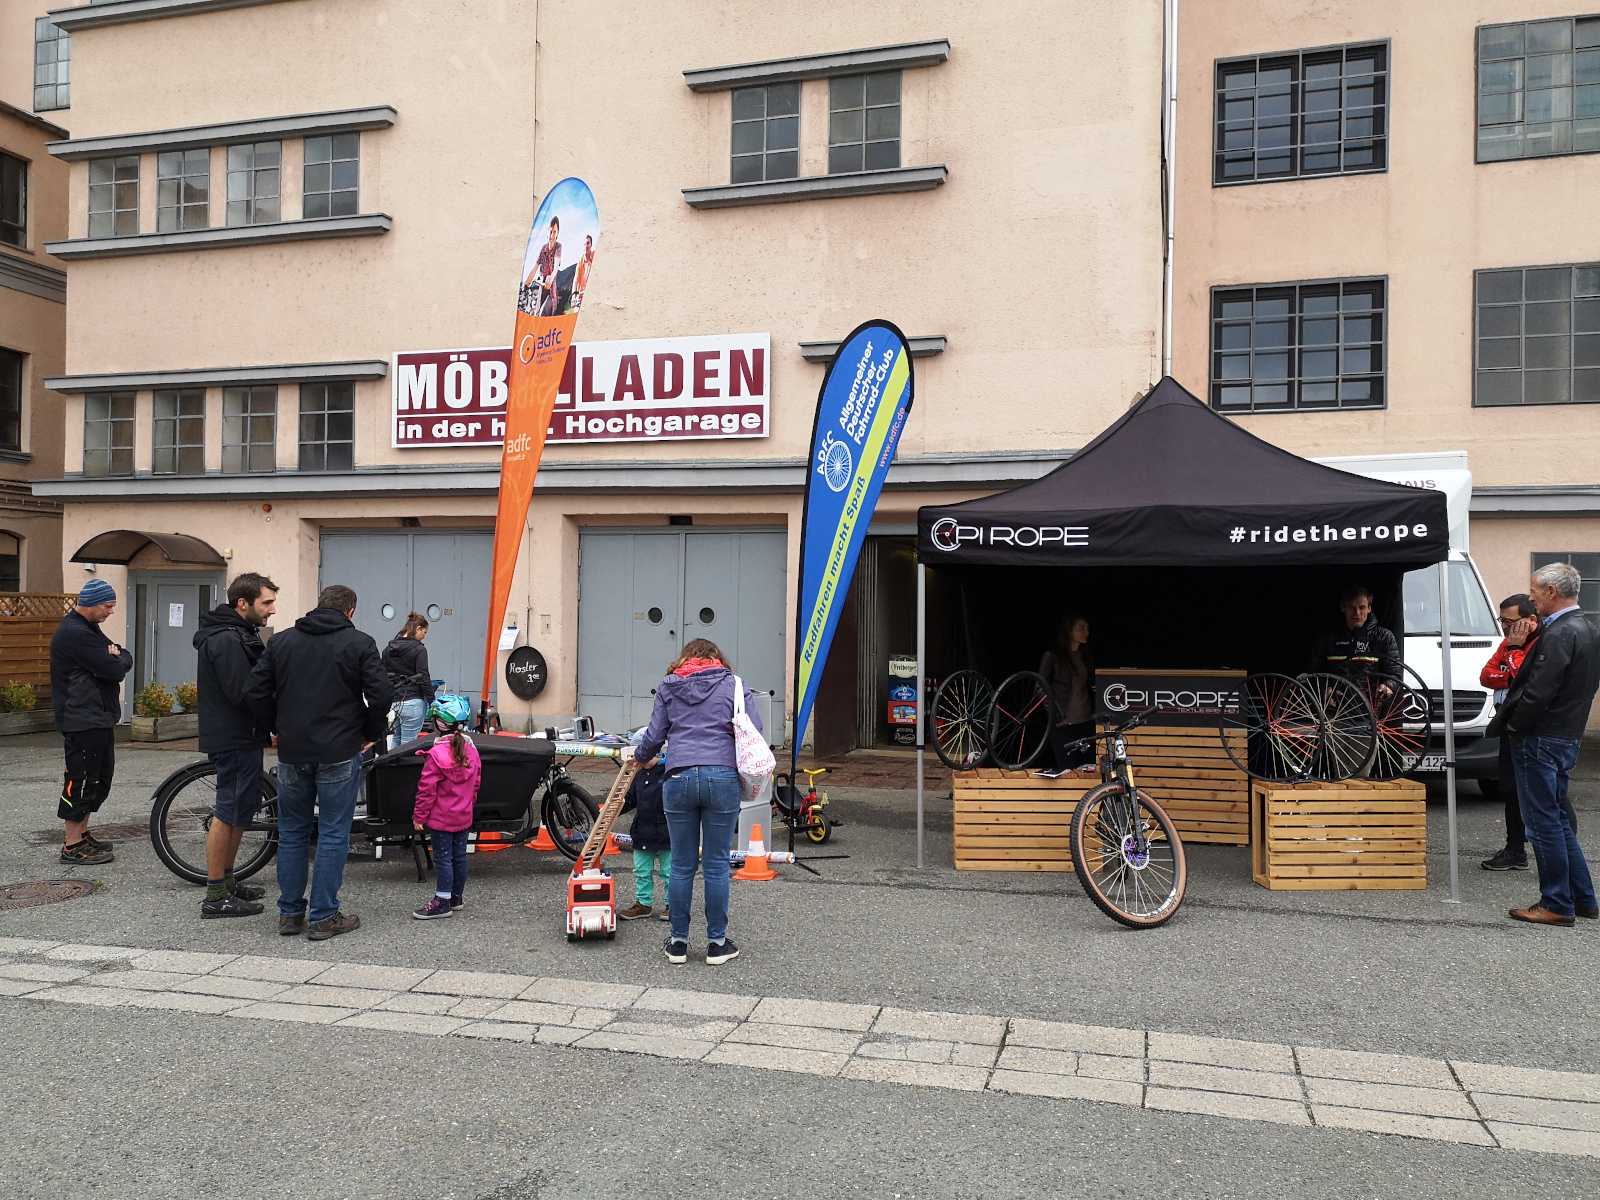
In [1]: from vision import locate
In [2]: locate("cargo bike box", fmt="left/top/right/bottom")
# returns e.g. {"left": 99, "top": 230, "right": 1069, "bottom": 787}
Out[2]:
{"left": 362, "top": 732, "right": 558, "bottom": 841}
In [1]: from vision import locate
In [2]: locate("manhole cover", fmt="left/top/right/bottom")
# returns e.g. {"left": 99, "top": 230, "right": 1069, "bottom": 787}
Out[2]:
{"left": 22, "top": 822, "right": 148, "bottom": 846}
{"left": 0, "top": 880, "right": 97, "bottom": 910}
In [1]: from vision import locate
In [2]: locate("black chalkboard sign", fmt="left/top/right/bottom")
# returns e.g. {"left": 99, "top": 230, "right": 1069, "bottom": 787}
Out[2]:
{"left": 504, "top": 645, "right": 548, "bottom": 700}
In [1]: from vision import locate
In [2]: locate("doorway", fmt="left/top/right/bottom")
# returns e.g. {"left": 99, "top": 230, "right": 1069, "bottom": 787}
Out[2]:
{"left": 128, "top": 570, "right": 226, "bottom": 720}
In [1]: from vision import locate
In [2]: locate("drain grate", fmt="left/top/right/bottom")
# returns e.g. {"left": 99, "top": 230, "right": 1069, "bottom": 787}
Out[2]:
{"left": 0, "top": 880, "right": 97, "bottom": 910}
{"left": 21, "top": 822, "right": 148, "bottom": 846}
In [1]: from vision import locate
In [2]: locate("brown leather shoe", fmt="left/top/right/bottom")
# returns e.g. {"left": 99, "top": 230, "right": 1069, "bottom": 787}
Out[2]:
{"left": 307, "top": 911, "right": 360, "bottom": 941}
{"left": 279, "top": 912, "right": 306, "bottom": 936}
{"left": 616, "top": 902, "right": 653, "bottom": 920}
{"left": 1578, "top": 906, "right": 1599, "bottom": 920}
{"left": 1509, "top": 905, "right": 1576, "bottom": 926}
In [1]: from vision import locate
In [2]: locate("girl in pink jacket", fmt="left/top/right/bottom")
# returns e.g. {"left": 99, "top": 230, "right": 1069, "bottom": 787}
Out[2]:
{"left": 411, "top": 711, "right": 482, "bottom": 920}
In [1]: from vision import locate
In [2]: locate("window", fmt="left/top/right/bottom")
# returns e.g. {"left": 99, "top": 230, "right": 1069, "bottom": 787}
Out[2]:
{"left": 222, "top": 386, "right": 276, "bottom": 473}
{"left": 88, "top": 156, "right": 139, "bottom": 238}
{"left": 83, "top": 392, "right": 134, "bottom": 477}
{"left": 1532, "top": 552, "right": 1600, "bottom": 620}
{"left": 152, "top": 388, "right": 205, "bottom": 475}
{"left": 226, "top": 141, "right": 280, "bottom": 225}
{"left": 303, "top": 133, "right": 359, "bottom": 218}
{"left": 33, "top": 18, "right": 69, "bottom": 112}
{"left": 829, "top": 72, "right": 901, "bottom": 173}
{"left": 1478, "top": 16, "right": 1600, "bottom": 161}
{"left": 730, "top": 82, "right": 800, "bottom": 183}
{"left": 1214, "top": 44, "right": 1387, "bottom": 184}
{"left": 0, "top": 347, "right": 20, "bottom": 452}
{"left": 0, "top": 153, "right": 24, "bottom": 248}
{"left": 0, "top": 532, "right": 18, "bottom": 592}
{"left": 1210, "top": 278, "right": 1386, "bottom": 412}
{"left": 298, "top": 381, "right": 354, "bottom": 471}
{"left": 1475, "top": 264, "right": 1600, "bottom": 406}
{"left": 1403, "top": 563, "right": 1499, "bottom": 636}
{"left": 156, "top": 148, "right": 209, "bottom": 232}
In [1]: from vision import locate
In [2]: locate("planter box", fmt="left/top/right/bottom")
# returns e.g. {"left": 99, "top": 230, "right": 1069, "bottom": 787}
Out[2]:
{"left": 1250, "top": 779, "right": 1427, "bottom": 891}
{"left": 0, "top": 709, "right": 55, "bottom": 736}
{"left": 131, "top": 712, "right": 200, "bottom": 742}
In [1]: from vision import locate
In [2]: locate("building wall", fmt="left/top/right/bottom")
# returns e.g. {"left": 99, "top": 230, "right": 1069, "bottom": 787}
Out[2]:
{"left": 0, "top": 0, "right": 45, "bottom": 115}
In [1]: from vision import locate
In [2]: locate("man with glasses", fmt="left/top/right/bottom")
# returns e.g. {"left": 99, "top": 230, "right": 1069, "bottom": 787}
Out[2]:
{"left": 1480, "top": 594, "right": 1537, "bottom": 872}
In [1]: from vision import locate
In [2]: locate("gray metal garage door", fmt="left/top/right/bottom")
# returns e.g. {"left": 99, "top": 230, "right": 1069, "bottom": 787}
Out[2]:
{"left": 577, "top": 528, "right": 786, "bottom": 734}
{"left": 319, "top": 529, "right": 494, "bottom": 707}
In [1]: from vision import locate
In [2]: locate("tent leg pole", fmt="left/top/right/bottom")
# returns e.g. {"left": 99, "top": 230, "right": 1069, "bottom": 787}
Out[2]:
{"left": 916, "top": 562, "right": 926, "bottom": 870}
{"left": 1440, "top": 559, "right": 1461, "bottom": 904}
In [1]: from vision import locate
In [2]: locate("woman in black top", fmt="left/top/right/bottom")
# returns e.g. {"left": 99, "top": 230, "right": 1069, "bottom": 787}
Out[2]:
{"left": 1038, "top": 613, "right": 1096, "bottom": 774}
{"left": 382, "top": 612, "right": 434, "bottom": 746}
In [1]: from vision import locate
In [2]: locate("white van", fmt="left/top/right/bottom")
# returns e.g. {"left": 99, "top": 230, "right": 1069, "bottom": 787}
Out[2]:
{"left": 1315, "top": 452, "right": 1502, "bottom": 787}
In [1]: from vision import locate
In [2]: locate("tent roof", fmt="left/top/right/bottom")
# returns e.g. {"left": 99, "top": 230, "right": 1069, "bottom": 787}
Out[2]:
{"left": 917, "top": 377, "right": 1450, "bottom": 568}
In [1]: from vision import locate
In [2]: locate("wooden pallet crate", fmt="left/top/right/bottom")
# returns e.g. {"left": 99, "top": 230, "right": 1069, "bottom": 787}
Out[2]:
{"left": 1120, "top": 726, "right": 1249, "bottom": 845}
{"left": 952, "top": 768, "right": 1096, "bottom": 872}
{"left": 1250, "top": 779, "right": 1427, "bottom": 890}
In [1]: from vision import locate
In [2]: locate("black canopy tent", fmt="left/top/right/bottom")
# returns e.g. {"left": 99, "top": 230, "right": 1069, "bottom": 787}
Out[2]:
{"left": 908, "top": 377, "right": 1462, "bottom": 891}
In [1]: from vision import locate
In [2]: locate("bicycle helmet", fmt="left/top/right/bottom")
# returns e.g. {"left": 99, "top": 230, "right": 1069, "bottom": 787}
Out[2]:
{"left": 427, "top": 693, "right": 472, "bottom": 731}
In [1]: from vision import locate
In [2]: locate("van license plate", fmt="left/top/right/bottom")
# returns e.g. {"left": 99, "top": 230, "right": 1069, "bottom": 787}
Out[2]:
{"left": 1418, "top": 755, "right": 1446, "bottom": 771}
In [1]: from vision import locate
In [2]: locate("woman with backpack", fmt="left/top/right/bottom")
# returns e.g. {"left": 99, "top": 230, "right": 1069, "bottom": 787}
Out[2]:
{"left": 383, "top": 612, "right": 435, "bottom": 746}
{"left": 632, "top": 638, "right": 762, "bottom": 966}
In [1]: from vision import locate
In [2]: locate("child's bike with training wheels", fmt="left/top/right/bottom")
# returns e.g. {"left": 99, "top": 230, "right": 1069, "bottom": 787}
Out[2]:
{"left": 771, "top": 766, "right": 835, "bottom": 844}
{"left": 1063, "top": 713, "right": 1187, "bottom": 929}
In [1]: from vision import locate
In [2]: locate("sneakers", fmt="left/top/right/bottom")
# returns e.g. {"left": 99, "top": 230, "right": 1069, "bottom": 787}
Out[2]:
{"left": 201, "top": 892, "right": 264, "bottom": 919}
{"left": 412, "top": 897, "right": 453, "bottom": 921}
{"left": 1481, "top": 847, "right": 1530, "bottom": 871}
{"left": 450, "top": 895, "right": 464, "bottom": 911}
{"left": 664, "top": 937, "right": 688, "bottom": 964}
{"left": 229, "top": 880, "right": 267, "bottom": 902}
{"left": 656, "top": 906, "right": 670, "bottom": 923}
{"left": 60, "top": 838, "right": 114, "bottom": 865}
{"left": 82, "top": 831, "right": 115, "bottom": 854}
{"left": 306, "top": 911, "right": 360, "bottom": 941}
{"left": 617, "top": 902, "right": 654, "bottom": 920}
{"left": 278, "top": 912, "right": 306, "bottom": 936}
{"left": 706, "top": 939, "right": 740, "bottom": 966}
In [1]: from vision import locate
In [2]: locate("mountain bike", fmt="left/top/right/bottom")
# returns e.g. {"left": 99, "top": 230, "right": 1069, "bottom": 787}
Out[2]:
{"left": 1064, "top": 714, "right": 1187, "bottom": 929}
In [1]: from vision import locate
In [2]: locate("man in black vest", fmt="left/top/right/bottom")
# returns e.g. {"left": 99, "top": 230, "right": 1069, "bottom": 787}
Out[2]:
{"left": 193, "top": 572, "right": 278, "bottom": 918}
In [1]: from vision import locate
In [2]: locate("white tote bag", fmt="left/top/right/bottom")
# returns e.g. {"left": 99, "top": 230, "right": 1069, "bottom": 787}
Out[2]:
{"left": 731, "top": 675, "right": 776, "bottom": 802}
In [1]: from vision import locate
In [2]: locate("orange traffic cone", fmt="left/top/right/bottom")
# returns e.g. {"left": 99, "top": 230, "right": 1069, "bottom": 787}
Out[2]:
{"left": 527, "top": 822, "right": 559, "bottom": 851}
{"left": 734, "top": 824, "right": 778, "bottom": 881}
{"left": 601, "top": 831, "right": 623, "bottom": 856}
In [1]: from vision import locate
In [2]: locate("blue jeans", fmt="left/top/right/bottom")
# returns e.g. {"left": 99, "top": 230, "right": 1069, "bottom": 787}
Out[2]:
{"left": 429, "top": 828, "right": 469, "bottom": 900}
{"left": 1511, "top": 735, "right": 1596, "bottom": 918}
{"left": 664, "top": 765, "right": 741, "bottom": 945}
{"left": 392, "top": 698, "right": 427, "bottom": 748}
{"left": 275, "top": 754, "right": 364, "bottom": 925}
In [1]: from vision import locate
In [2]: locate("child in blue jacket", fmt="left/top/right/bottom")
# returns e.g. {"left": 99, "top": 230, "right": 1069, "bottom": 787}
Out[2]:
{"left": 617, "top": 743, "right": 670, "bottom": 921}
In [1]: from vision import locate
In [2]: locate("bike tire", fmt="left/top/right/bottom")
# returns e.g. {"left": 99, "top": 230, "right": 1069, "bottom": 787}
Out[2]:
{"left": 1358, "top": 674, "right": 1432, "bottom": 781}
{"left": 1069, "top": 782, "right": 1186, "bottom": 929}
{"left": 149, "top": 758, "right": 279, "bottom": 886}
{"left": 1218, "top": 673, "right": 1318, "bottom": 783}
{"left": 1300, "top": 673, "right": 1379, "bottom": 783}
{"left": 987, "top": 670, "right": 1053, "bottom": 772}
{"left": 541, "top": 777, "right": 599, "bottom": 862}
{"left": 930, "top": 670, "right": 995, "bottom": 770}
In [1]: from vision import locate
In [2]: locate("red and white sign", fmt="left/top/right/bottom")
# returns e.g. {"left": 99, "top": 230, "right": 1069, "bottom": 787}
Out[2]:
{"left": 392, "top": 332, "right": 770, "bottom": 447}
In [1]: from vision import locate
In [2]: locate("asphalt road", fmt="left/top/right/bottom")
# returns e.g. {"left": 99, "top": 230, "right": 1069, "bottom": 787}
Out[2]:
{"left": 1, "top": 733, "right": 1597, "bottom": 1197}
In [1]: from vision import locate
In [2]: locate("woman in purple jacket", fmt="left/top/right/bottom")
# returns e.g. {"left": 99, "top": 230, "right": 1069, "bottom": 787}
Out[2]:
{"left": 632, "top": 639, "right": 761, "bottom": 966}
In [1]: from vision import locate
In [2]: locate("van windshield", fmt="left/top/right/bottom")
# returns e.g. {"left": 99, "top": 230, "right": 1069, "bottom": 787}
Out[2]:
{"left": 1403, "top": 562, "right": 1498, "bottom": 636}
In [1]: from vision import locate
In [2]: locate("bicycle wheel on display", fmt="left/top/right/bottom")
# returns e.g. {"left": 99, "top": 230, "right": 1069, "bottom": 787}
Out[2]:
{"left": 1069, "top": 782, "right": 1187, "bottom": 929}
{"left": 930, "top": 670, "right": 994, "bottom": 770}
{"left": 1218, "top": 673, "right": 1319, "bottom": 782}
{"left": 1300, "top": 673, "right": 1379, "bottom": 783}
{"left": 1357, "top": 673, "right": 1432, "bottom": 781}
{"left": 149, "top": 759, "right": 278, "bottom": 886}
{"left": 540, "top": 777, "right": 599, "bottom": 861}
{"left": 987, "top": 671, "right": 1054, "bottom": 772}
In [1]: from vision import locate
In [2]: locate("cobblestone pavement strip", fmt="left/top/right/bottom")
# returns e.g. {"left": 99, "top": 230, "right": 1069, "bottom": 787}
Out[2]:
{"left": 2, "top": 939, "right": 1597, "bottom": 1160}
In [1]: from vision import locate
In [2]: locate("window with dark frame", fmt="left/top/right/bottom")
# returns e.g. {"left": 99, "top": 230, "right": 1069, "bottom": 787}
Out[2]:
{"left": 83, "top": 392, "right": 134, "bottom": 477}
{"left": 0, "top": 532, "right": 18, "bottom": 592}
{"left": 226, "top": 141, "right": 281, "bottom": 225}
{"left": 33, "top": 18, "right": 69, "bottom": 112}
{"left": 298, "top": 381, "right": 354, "bottom": 472}
{"left": 1210, "top": 278, "right": 1387, "bottom": 412}
{"left": 1531, "top": 552, "right": 1600, "bottom": 621}
{"left": 1, "top": 153, "right": 25, "bottom": 248}
{"left": 1214, "top": 43, "right": 1387, "bottom": 184}
{"left": 152, "top": 388, "right": 205, "bottom": 476}
{"left": 1477, "top": 15, "right": 1600, "bottom": 162}
{"left": 156, "top": 148, "right": 209, "bottom": 232}
{"left": 1474, "top": 263, "right": 1600, "bottom": 406}
{"left": 303, "top": 133, "right": 359, "bottom": 218}
{"left": 829, "top": 72, "right": 901, "bottom": 173}
{"left": 0, "top": 347, "right": 21, "bottom": 453}
{"left": 222, "top": 385, "right": 276, "bottom": 474}
{"left": 88, "top": 156, "right": 139, "bottom": 238}
{"left": 731, "top": 82, "right": 800, "bottom": 183}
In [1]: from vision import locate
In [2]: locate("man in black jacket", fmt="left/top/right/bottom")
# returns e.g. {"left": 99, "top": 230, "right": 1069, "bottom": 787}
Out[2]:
{"left": 49, "top": 579, "right": 132, "bottom": 865}
{"left": 192, "top": 572, "right": 277, "bottom": 919}
{"left": 1491, "top": 562, "right": 1599, "bottom": 926}
{"left": 1311, "top": 584, "right": 1402, "bottom": 689}
{"left": 246, "top": 584, "right": 390, "bottom": 940}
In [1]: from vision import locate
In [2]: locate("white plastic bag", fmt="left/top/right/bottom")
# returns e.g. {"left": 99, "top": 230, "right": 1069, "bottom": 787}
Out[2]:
{"left": 731, "top": 674, "right": 776, "bottom": 802}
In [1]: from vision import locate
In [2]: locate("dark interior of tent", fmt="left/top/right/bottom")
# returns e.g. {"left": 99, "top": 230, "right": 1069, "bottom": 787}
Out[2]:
{"left": 924, "top": 562, "right": 1419, "bottom": 685}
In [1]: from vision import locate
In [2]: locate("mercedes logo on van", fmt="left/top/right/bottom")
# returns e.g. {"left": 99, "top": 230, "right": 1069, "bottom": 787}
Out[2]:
{"left": 930, "top": 517, "right": 961, "bottom": 551}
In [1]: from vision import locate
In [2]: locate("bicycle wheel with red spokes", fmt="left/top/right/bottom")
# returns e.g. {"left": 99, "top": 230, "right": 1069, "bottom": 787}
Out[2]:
{"left": 1218, "top": 673, "right": 1318, "bottom": 783}
{"left": 1357, "top": 672, "right": 1432, "bottom": 781}
{"left": 987, "top": 671, "right": 1054, "bottom": 771}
